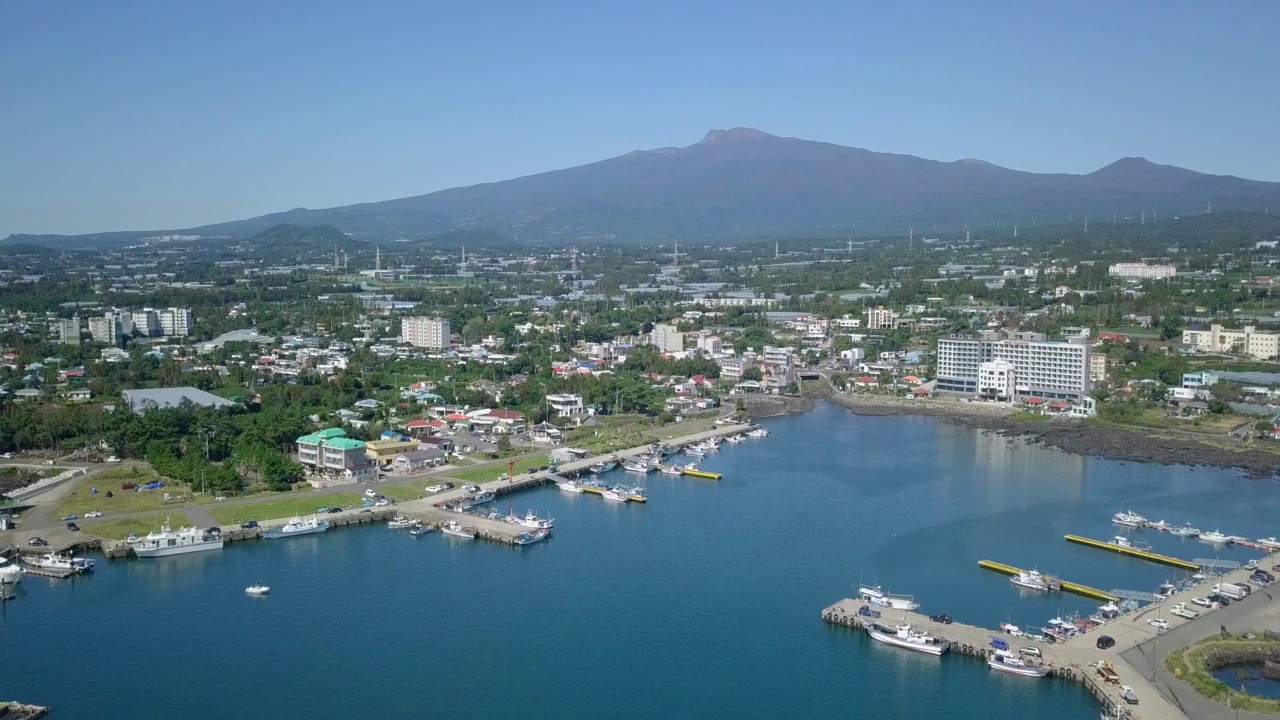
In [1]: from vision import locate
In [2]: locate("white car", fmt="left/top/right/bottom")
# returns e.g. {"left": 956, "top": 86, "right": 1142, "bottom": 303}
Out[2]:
{"left": 374, "top": 499, "right": 389, "bottom": 507}
{"left": 105, "top": 456, "right": 121, "bottom": 463}
{"left": 425, "top": 484, "right": 446, "bottom": 493}
{"left": 84, "top": 510, "right": 103, "bottom": 518}
{"left": 1192, "top": 597, "right": 1214, "bottom": 608}
{"left": 364, "top": 488, "right": 377, "bottom": 498}
{"left": 1147, "top": 618, "right": 1170, "bottom": 631}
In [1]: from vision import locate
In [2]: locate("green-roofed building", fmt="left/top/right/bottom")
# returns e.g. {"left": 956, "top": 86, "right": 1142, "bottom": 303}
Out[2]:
{"left": 296, "top": 428, "right": 375, "bottom": 484}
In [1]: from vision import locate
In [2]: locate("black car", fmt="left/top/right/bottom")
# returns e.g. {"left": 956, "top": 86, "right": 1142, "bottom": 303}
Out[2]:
{"left": 928, "top": 613, "right": 953, "bottom": 624}
{"left": 1096, "top": 635, "right": 1116, "bottom": 650}
{"left": 1208, "top": 593, "right": 1231, "bottom": 606}
{"left": 241, "top": 520, "right": 259, "bottom": 529}
{"left": 28, "top": 536, "right": 48, "bottom": 547}
{"left": 442, "top": 482, "right": 454, "bottom": 490}
{"left": 329, "top": 507, "right": 343, "bottom": 514}
{"left": 66, "top": 522, "right": 79, "bottom": 531}
{"left": 205, "top": 527, "right": 222, "bottom": 536}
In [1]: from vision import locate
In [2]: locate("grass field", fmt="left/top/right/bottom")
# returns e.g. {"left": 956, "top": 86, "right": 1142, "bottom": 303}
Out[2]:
{"left": 209, "top": 493, "right": 365, "bottom": 524}
{"left": 378, "top": 484, "right": 426, "bottom": 502}
{"left": 444, "top": 455, "right": 549, "bottom": 483}
{"left": 85, "top": 515, "right": 193, "bottom": 540}
{"left": 55, "top": 466, "right": 211, "bottom": 518}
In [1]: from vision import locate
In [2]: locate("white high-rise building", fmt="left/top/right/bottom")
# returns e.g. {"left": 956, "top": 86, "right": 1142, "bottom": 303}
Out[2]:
{"left": 401, "top": 316, "right": 451, "bottom": 350}
{"left": 131, "top": 309, "right": 162, "bottom": 337}
{"left": 88, "top": 312, "right": 126, "bottom": 347}
{"left": 159, "top": 307, "right": 194, "bottom": 337}
{"left": 865, "top": 306, "right": 899, "bottom": 330}
{"left": 58, "top": 316, "right": 82, "bottom": 345}
{"left": 652, "top": 323, "right": 684, "bottom": 353}
{"left": 1108, "top": 263, "right": 1177, "bottom": 279}
{"left": 1182, "top": 324, "right": 1280, "bottom": 360}
{"left": 937, "top": 331, "right": 1090, "bottom": 401}
{"left": 977, "top": 359, "right": 1016, "bottom": 401}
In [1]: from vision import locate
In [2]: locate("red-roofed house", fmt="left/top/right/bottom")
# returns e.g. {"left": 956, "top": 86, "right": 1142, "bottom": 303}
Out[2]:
{"left": 1047, "top": 401, "right": 1073, "bottom": 415}
{"left": 1097, "top": 332, "right": 1129, "bottom": 343}
{"left": 405, "top": 418, "right": 433, "bottom": 436}
{"left": 854, "top": 375, "right": 879, "bottom": 388}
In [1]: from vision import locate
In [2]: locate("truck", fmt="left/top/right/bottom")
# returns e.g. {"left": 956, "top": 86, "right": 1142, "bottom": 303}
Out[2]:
{"left": 1093, "top": 660, "right": 1121, "bottom": 684}
{"left": 1170, "top": 603, "right": 1199, "bottom": 619}
{"left": 1213, "top": 583, "right": 1249, "bottom": 601}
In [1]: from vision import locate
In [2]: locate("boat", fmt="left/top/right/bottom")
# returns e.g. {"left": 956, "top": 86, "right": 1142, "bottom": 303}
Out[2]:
{"left": 1170, "top": 524, "right": 1201, "bottom": 537}
{"left": 134, "top": 522, "right": 225, "bottom": 557}
{"left": 456, "top": 490, "right": 496, "bottom": 508}
{"left": 745, "top": 427, "right": 769, "bottom": 438}
{"left": 1200, "top": 530, "right": 1231, "bottom": 544}
{"left": 602, "top": 488, "right": 630, "bottom": 502}
{"left": 0, "top": 556, "right": 23, "bottom": 584}
{"left": 556, "top": 479, "right": 585, "bottom": 493}
{"left": 1112, "top": 510, "right": 1147, "bottom": 527}
{"left": 625, "top": 486, "right": 648, "bottom": 502}
{"left": 517, "top": 510, "right": 554, "bottom": 529}
{"left": 1089, "top": 602, "right": 1121, "bottom": 624}
{"left": 409, "top": 523, "right": 433, "bottom": 536}
{"left": 262, "top": 516, "right": 330, "bottom": 539}
{"left": 1010, "top": 569, "right": 1060, "bottom": 592}
{"left": 36, "top": 552, "right": 95, "bottom": 573}
{"left": 999, "top": 622, "right": 1024, "bottom": 637}
{"left": 858, "top": 585, "right": 920, "bottom": 611}
{"left": 1109, "top": 535, "right": 1150, "bottom": 551}
{"left": 622, "top": 459, "right": 654, "bottom": 473}
{"left": 1257, "top": 537, "right": 1280, "bottom": 551}
{"left": 658, "top": 464, "right": 684, "bottom": 476}
{"left": 441, "top": 520, "right": 475, "bottom": 539}
{"left": 245, "top": 584, "right": 270, "bottom": 596}
{"left": 988, "top": 649, "right": 1051, "bottom": 677}
{"left": 1147, "top": 519, "right": 1173, "bottom": 531}
{"left": 866, "top": 623, "right": 949, "bottom": 656}
{"left": 684, "top": 445, "right": 707, "bottom": 457}
{"left": 387, "top": 516, "right": 416, "bottom": 529}
{"left": 1155, "top": 581, "right": 1177, "bottom": 599}
{"left": 725, "top": 434, "right": 744, "bottom": 444}
{"left": 588, "top": 460, "right": 618, "bottom": 474}
{"left": 512, "top": 528, "right": 551, "bottom": 545}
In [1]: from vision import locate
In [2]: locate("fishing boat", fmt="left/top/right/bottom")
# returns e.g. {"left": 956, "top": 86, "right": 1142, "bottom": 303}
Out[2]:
{"left": 1257, "top": 537, "right": 1280, "bottom": 551}
{"left": 745, "top": 427, "right": 769, "bottom": 438}
{"left": 512, "top": 528, "right": 551, "bottom": 546}
{"left": 866, "top": 623, "right": 949, "bottom": 656}
{"left": 1147, "top": 519, "right": 1173, "bottom": 532}
{"left": 1200, "top": 530, "right": 1231, "bottom": 544}
{"left": 658, "top": 464, "right": 684, "bottom": 476}
{"left": 588, "top": 460, "right": 618, "bottom": 474}
{"left": 1010, "top": 569, "right": 1060, "bottom": 592}
{"left": 134, "top": 522, "right": 225, "bottom": 557}
{"left": 245, "top": 584, "right": 270, "bottom": 596}
{"left": 858, "top": 585, "right": 920, "bottom": 611}
{"left": 602, "top": 488, "right": 630, "bottom": 502}
{"left": 1089, "top": 602, "right": 1121, "bottom": 624}
{"left": 622, "top": 459, "right": 654, "bottom": 473}
{"left": 456, "top": 490, "right": 496, "bottom": 508}
{"left": 387, "top": 516, "right": 416, "bottom": 529}
{"left": 1112, "top": 510, "right": 1147, "bottom": 527}
{"left": 625, "top": 486, "right": 648, "bottom": 502}
{"left": 684, "top": 445, "right": 707, "bottom": 457}
{"left": 556, "top": 479, "right": 585, "bottom": 493}
{"left": 999, "top": 622, "right": 1025, "bottom": 637}
{"left": 988, "top": 648, "right": 1050, "bottom": 677}
{"left": 409, "top": 523, "right": 433, "bottom": 536}
{"left": 441, "top": 520, "right": 476, "bottom": 539}
{"left": 0, "top": 556, "right": 23, "bottom": 584}
{"left": 725, "top": 434, "right": 744, "bottom": 444}
{"left": 1170, "top": 524, "right": 1201, "bottom": 537}
{"left": 1109, "top": 536, "right": 1150, "bottom": 551}
{"left": 517, "top": 510, "right": 554, "bottom": 529}
{"left": 262, "top": 516, "right": 330, "bottom": 539}
{"left": 36, "top": 552, "right": 95, "bottom": 573}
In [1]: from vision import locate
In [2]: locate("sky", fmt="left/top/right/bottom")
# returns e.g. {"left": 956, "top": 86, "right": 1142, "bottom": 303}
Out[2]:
{"left": 2, "top": 0, "right": 1278, "bottom": 237}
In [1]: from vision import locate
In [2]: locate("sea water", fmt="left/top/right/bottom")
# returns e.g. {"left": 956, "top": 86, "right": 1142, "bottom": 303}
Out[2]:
{"left": 6, "top": 402, "right": 1279, "bottom": 719}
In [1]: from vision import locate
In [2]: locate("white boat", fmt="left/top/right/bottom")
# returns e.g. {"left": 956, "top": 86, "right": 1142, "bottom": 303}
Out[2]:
{"left": 513, "top": 528, "right": 551, "bottom": 545}
{"left": 866, "top": 623, "right": 949, "bottom": 656}
{"left": 858, "top": 585, "right": 920, "bottom": 611}
{"left": 134, "top": 522, "right": 224, "bottom": 557}
{"left": 245, "top": 584, "right": 270, "bottom": 596}
{"left": 588, "top": 460, "right": 618, "bottom": 474}
{"left": 387, "top": 516, "right": 416, "bottom": 529}
{"left": 658, "top": 465, "right": 684, "bottom": 476}
{"left": 556, "top": 479, "right": 585, "bottom": 493}
{"left": 1257, "top": 537, "right": 1280, "bottom": 551}
{"left": 1110, "top": 536, "right": 1150, "bottom": 550}
{"left": 622, "top": 460, "right": 654, "bottom": 473}
{"left": 1112, "top": 510, "right": 1147, "bottom": 527}
{"left": 456, "top": 490, "right": 496, "bottom": 508}
{"left": 1089, "top": 602, "right": 1121, "bottom": 624}
{"left": 36, "top": 552, "right": 96, "bottom": 572}
{"left": 602, "top": 488, "right": 630, "bottom": 502}
{"left": 1170, "top": 524, "right": 1201, "bottom": 537}
{"left": 409, "top": 523, "right": 433, "bottom": 536}
{"left": 746, "top": 427, "right": 769, "bottom": 438}
{"left": 0, "top": 557, "right": 23, "bottom": 584}
{"left": 262, "top": 516, "right": 330, "bottom": 539}
{"left": 442, "top": 520, "right": 475, "bottom": 539}
{"left": 1200, "top": 530, "right": 1231, "bottom": 544}
{"left": 988, "top": 649, "right": 1050, "bottom": 677}
{"left": 1148, "top": 519, "right": 1173, "bottom": 532}
{"left": 725, "top": 435, "right": 744, "bottom": 444}
{"left": 517, "top": 510, "right": 555, "bottom": 529}
{"left": 684, "top": 445, "right": 707, "bottom": 457}
{"left": 1010, "top": 569, "right": 1060, "bottom": 592}
{"left": 999, "top": 622, "right": 1024, "bottom": 637}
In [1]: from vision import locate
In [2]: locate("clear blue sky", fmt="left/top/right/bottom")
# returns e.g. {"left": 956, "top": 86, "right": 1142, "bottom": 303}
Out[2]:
{"left": 2, "top": 0, "right": 1277, "bottom": 237}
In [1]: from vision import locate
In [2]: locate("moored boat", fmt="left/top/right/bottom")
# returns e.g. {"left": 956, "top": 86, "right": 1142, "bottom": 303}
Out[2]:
{"left": 409, "top": 523, "right": 434, "bottom": 536}
{"left": 1170, "top": 524, "right": 1201, "bottom": 537}
{"left": 1112, "top": 510, "right": 1146, "bottom": 527}
{"left": 988, "top": 649, "right": 1050, "bottom": 677}
{"left": 387, "top": 516, "right": 416, "bottom": 529}
{"left": 1010, "top": 569, "right": 1060, "bottom": 592}
{"left": 1147, "top": 519, "right": 1173, "bottom": 531}
{"left": 134, "top": 522, "right": 224, "bottom": 557}
{"left": 441, "top": 520, "right": 475, "bottom": 539}
{"left": 1257, "top": 537, "right": 1280, "bottom": 551}
{"left": 1200, "top": 530, "right": 1231, "bottom": 544}
{"left": 512, "top": 528, "right": 551, "bottom": 545}
{"left": 518, "top": 510, "right": 554, "bottom": 529}
{"left": 858, "top": 585, "right": 920, "bottom": 611}
{"left": 658, "top": 464, "right": 684, "bottom": 476}
{"left": 262, "top": 516, "right": 330, "bottom": 539}
{"left": 866, "top": 623, "right": 949, "bottom": 655}
{"left": 557, "top": 479, "right": 585, "bottom": 493}
{"left": 0, "top": 556, "right": 23, "bottom": 584}
{"left": 36, "top": 552, "right": 96, "bottom": 573}
{"left": 602, "top": 488, "right": 630, "bottom": 502}
{"left": 589, "top": 460, "right": 619, "bottom": 474}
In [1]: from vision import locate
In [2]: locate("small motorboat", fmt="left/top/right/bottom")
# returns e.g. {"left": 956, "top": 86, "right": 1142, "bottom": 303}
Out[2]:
{"left": 409, "top": 524, "right": 433, "bottom": 536}
{"left": 387, "top": 516, "right": 416, "bottom": 529}
{"left": 246, "top": 584, "right": 270, "bottom": 596}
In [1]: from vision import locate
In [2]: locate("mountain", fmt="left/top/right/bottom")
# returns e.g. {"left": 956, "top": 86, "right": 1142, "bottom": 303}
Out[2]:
{"left": 7, "top": 129, "right": 1280, "bottom": 247}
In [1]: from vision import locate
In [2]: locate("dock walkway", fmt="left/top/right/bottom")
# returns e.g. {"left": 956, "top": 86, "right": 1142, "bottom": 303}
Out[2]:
{"left": 1065, "top": 534, "right": 1201, "bottom": 571}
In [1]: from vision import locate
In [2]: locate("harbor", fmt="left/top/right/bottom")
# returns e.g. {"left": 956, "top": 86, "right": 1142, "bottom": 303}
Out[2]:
{"left": 977, "top": 560, "right": 1119, "bottom": 602}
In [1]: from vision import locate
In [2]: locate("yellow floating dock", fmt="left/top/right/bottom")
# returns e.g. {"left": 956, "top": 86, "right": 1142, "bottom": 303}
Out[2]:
{"left": 580, "top": 485, "right": 647, "bottom": 502}
{"left": 681, "top": 468, "right": 722, "bottom": 480}
{"left": 1063, "top": 535, "right": 1201, "bottom": 571}
{"left": 978, "top": 560, "right": 1118, "bottom": 602}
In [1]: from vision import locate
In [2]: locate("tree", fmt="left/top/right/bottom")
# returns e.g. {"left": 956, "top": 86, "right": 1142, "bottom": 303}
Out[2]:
{"left": 1158, "top": 314, "right": 1185, "bottom": 341}
{"left": 741, "top": 367, "right": 763, "bottom": 382}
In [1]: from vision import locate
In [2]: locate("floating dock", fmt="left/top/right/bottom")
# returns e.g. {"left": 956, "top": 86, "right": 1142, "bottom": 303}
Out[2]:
{"left": 681, "top": 468, "right": 722, "bottom": 480}
{"left": 1064, "top": 535, "right": 1201, "bottom": 571}
{"left": 0, "top": 701, "right": 50, "bottom": 719}
{"left": 978, "top": 560, "right": 1118, "bottom": 602}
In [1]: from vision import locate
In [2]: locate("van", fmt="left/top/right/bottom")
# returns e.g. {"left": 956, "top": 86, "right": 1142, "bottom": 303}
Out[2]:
{"left": 1213, "top": 583, "right": 1249, "bottom": 600}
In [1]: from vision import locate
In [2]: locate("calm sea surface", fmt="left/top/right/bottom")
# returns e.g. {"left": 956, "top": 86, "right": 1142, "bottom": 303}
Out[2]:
{"left": 5, "top": 402, "right": 1279, "bottom": 719}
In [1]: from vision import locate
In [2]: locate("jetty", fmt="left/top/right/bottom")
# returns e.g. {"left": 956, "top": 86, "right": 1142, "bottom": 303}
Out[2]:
{"left": 978, "top": 559, "right": 1119, "bottom": 602}
{"left": 680, "top": 468, "right": 722, "bottom": 480}
{"left": 1064, "top": 535, "right": 1201, "bottom": 571}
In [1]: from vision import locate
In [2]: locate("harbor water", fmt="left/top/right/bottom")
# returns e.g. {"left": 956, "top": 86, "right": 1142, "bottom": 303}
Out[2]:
{"left": 6, "top": 402, "right": 1280, "bottom": 718}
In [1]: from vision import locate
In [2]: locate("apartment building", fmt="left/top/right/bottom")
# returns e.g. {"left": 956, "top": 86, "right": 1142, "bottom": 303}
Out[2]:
{"left": 158, "top": 307, "right": 194, "bottom": 337}
{"left": 131, "top": 310, "right": 161, "bottom": 337}
{"left": 546, "top": 393, "right": 585, "bottom": 418}
{"left": 1182, "top": 324, "right": 1280, "bottom": 360}
{"left": 88, "top": 312, "right": 126, "bottom": 347}
{"left": 718, "top": 357, "right": 754, "bottom": 380}
{"left": 296, "top": 428, "right": 376, "bottom": 483}
{"left": 652, "top": 323, "right": 685, "bottom": 353}
{"left": 762, "top": 345, "right": 794, "bottom": 367}
{"left": 865, "top": 306, "right": 900, "bottom": 330}
{"left": 1108, "top": 263, "right": 1177, "bottom": 280}
{"left": 937, "top": 331, "right": 1090, "bottom": 401}
{"left": 401, "top": 316, "right": 451, "bottom": 350}
{"left": 58, "top": 317, "right": 81, "bottom": 345}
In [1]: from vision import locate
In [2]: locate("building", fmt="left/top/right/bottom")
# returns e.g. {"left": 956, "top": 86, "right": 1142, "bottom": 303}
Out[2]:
{"left": 652, "top": 323, "right": 685, "bottom": 353}
{"left": 696, "top": 334, "right": 723, "bottom": 355}
{"left": 401, "top": 316, "right": 451, "bottom": 350}
{"left": 296, "top": 428, "right": 376, "bottom": 482}
{"left": 88, "top": 312, "right": 126, "bottom": 347}
{"left": 159, "top": 307, "right": 194, "bottom": 337}
{"left": 391, "top": 448, "right": 446, "bottom": 472}
{"left": 1182, "top": 325, "right": 1280, "bottom": 360}
{"left": 121, "top": 386, "right": 236, "bottom": 412}
{"left": 546, "top": 393, "right": 585, "bottom": 418}
{"left": 865, "top": 306, "right": 900, "bottom": 330}
{"left": 58, "top": 317, "right": 81, "bottom": 345}
{"left": 364, "top": 437, "right": 420, "bottom": 465}
{"left": 1089, "top": 353, "right": 1108, "bottom": 384}
{"left": 936, "top": 331, "right": 1090, "bottom": 401}
{"left": 1108, "top": 263, "right": 1177, "bottom": 280}
{"left": 131, "top": 309, "right": 161, "bottom": 337}
{"left": 762, "top": 345, "right": 794, "bottom": 367}
{"left": 977, "top": 359, "right": 1017, "bottom": 401}
{"left": 718, "top": 357, "right": 754, "bottom": 380}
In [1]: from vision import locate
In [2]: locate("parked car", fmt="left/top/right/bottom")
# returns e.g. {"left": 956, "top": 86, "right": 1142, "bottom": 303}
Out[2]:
{"left": 1207, "top": 593, "right": 1231, "bottom": 606}
{"left": 1, "top": 452, "right": 13, "bottom": 459}
{"left": 425, "top": 484, "right": 448, "bottom": 493}
{"left": 328, "top": 507, "right": 343, "bottom": 514}
{"left": 61, "top": 514, "right": 77, "bottom": 521}
{"left": 1096, "top": 635, "right": 1116, "bottom": 650}
{"left": 1147, "top": 618, "right": 1170, "bottom": 631}
{"left": 316, "top": 507, "right": 328, "bottom": 514}
{"left": 84, "top": 511, "right": 103, "bottom": 518}
{"left": 241, "top": 520, "right": 259, "bottom": 529}
{"left": 374, "top": 499, "right": 389, "bottom": 507}
{"left": 1120, "top": 686, "right": 1139, "bottom": 705}
{"left": 364, "top": 488, "right": 377, "bottom": 498}
{"left": 928, "top": 613, "right": 953, "bottom": 624}
{"left": 28, "top": 537, "right": 48, "bottom": 547}
{"left": 1192, "top": 597, "right": 1214, "bottom": 608}
{"left": 105, "top": 456, "right": 121, "bottom": 463}
{"left": 65, "top": 522, "right": 79, "bottom": 531}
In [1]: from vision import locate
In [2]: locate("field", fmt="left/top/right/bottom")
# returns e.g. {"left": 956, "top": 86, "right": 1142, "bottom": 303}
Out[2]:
{"left": 208, "top": 493, "right": 365, "bottom": 524}
{"left": 85, "top": 515, "right": 193, "bottom": 540}
{"left": 444, "top": 455, "right": 549, "bottom": 484}
{"left": 378, "top": 484, "right": 427, "bottom": 502}
{"left": 55, "top": 466, "right": 210, "bottom": 518}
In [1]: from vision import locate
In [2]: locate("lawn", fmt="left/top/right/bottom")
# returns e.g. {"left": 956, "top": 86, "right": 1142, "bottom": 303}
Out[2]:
{"left": 208, "top": 493, "right": 365, "bottom": 524}
{"left": 379, "top": 484, "right": 426, "bottom": 502}
{"left": 55, "top": 466, "right": 210, "bottom": 518}
{"left": 444, "top": 455, "right": 549, "bottom": 484}
{"left": 85, "top": 515, "right": 194, "bottom": 540}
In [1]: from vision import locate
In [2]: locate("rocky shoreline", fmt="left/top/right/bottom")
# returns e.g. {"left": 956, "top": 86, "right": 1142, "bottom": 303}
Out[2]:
{"left": 827, "top": 394, "right": 1280, "bottom": 479}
